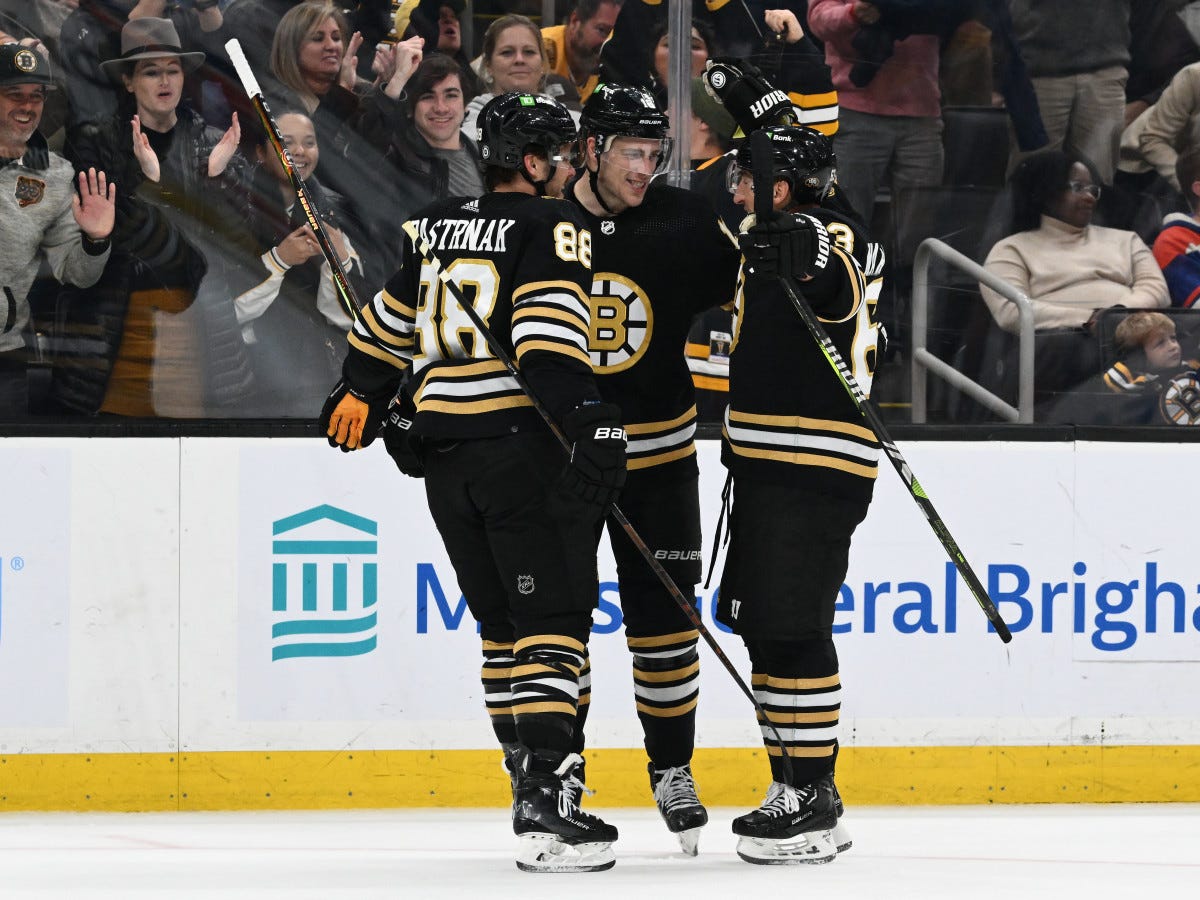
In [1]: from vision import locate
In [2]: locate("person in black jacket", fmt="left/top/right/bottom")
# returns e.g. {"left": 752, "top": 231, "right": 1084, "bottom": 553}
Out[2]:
{"left": 55, "top": 17, "right": 252, "bottom": 417}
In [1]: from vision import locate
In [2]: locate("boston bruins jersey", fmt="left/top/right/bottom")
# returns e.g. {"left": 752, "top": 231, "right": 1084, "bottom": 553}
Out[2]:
{"left": 344, "top": 192, "right": 597, "bottom": 439}
{"left": 722, "top": 206, "right": 882, "bottom": 500}
{"left": 567, "top": 179, "right": 740, "bottom": 475}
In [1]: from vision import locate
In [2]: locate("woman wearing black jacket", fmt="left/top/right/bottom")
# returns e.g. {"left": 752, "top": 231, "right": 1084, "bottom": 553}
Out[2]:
{"left": 55, "top": 16, "right": 251, "bottom": 417}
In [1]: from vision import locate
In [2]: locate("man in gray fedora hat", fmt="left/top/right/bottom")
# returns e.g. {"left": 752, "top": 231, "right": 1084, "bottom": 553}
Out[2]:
{"left": 0, "top": 42, "right": 115, "bottom": 418}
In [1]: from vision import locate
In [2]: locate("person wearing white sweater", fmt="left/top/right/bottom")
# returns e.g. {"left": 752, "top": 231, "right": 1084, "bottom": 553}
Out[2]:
{"left": 982, "top": 150, "right": 1168, "bottom": 334}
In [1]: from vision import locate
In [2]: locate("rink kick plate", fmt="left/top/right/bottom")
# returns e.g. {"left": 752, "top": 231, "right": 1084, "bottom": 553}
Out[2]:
{"left": 2, "top": 745, "right": 1199, "bottom": 811}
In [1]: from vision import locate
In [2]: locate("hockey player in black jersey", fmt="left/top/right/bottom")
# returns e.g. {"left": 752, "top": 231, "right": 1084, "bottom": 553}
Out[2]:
{"left": 321, "top": 92, "right": 625, "bottom": 873}
{"left": 564, "top": 83, "right": 742, "bottom": 855}
{"left": 717, "top": 125, "right": 882, "bottom": 865}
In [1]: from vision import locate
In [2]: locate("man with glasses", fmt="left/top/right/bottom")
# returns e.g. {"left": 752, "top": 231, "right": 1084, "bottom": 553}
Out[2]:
{"left": 564, "top": 82, "right": 741, "bottom": 855}
{"left": 0, "top": 42, "right": 114, "bottom": 417}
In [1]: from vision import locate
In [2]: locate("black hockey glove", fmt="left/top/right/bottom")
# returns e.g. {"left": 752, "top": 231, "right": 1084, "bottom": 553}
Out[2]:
{"left": 702, "top": 57, "right": 796, "bottom": 135}
{"left": 559, "top": 402, "right": 627, "bottom": 509}
{"left": 318, "top": 379, "right": 390, "bottom": 452}
{"left": 739, "top": 213, "right": 831, "bottom": 281}
{"left": 382, "top": 392, "right": 425, "bottom": 478}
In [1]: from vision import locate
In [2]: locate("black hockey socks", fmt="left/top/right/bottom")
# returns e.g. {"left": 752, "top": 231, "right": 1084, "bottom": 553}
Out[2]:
{"left": 482, "top": 640, "right": 518, "bottom": 746}
{"left": 746, "top": 638, "right": 840, "bottom": 786}
{"left": 628, "top": 630, "right": 700, "bottom": 767}
{"left": 512, "top": 635, "right": 586, "bottom": 755}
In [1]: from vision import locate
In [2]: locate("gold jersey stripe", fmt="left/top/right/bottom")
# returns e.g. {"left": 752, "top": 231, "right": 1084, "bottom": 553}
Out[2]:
{"left": 636, "top": 696, "right": 699, "bottom": 718}
{"left": 379, "top": 289, "right": 417, "bottom": 320}
{"left": 691, "top": 374, "right": 729, "bottom": 392}
{"left": 759, "top": 710, "right": 841, "bottom": 725}
{"left": 727, "top": 409, "right": 876, "bottom": 442}
{"left": 626, "top": 630, "right": 699, "bottom": 649}
{"left": 415, "top": 359, "right": 510, "bottom": 386}
{"left": 510, "top": 662, "right": 582, "bottom": 679}
{"left": 417, "top": 395, "right": 532, "bottom": 415}
{"left": 482, "top": 640, "right": 515, "bottom": 652}
{"left": 514, "top": 340, "right": 591, "bottom": 367}
{"left": 628, "top": 443, "right": 697, "bottom": 470}
{"left": 347, "top": 332, "right": 409, "bottom": 370}
{"left": 512, "top": 305, "right": 589, "bottom": 329}
{"left": 766, "top": 745, "right": 836, "bottom": 758}
{"left": 634, "top": 660, "right": 700, "bottom": 684}
{"left": 513, "top": 701, "right": 578, "bottom": 717}
{"left": 752, "top": 673, "right": 842, "bottom": 690}
{"left": 514, "top": 634, "right": 587, "bottom": 655}
{"left": 726, "top": 444, "right": 877, "bottom": 478}
{"left": 625, "top": 405, "right": 698, "bottom": 435}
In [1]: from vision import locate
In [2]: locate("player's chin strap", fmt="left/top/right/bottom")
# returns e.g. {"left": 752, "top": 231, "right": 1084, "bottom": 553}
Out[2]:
{"left": 587, "top": 164, "right": 619, "bottom": 215}
{"left": 518, "top": 156, "right": 551, "bottom": 197}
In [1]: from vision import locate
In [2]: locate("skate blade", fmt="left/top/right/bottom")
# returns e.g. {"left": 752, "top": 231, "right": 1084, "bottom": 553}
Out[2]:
{"left": 675, "top": 826, "right": 702, "bottom": 857}
{"left": 832, "top": 820, "right": 853, "bottom": 854}
{"left": 735, "top": 830, "right": 838, "bottom": 865}
{"left": 515, "top": 835, "right": 616, "bottom": 873}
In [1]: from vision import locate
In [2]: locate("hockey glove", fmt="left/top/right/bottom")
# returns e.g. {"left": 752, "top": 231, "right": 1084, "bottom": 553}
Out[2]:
{"left": 318, "top": 379, "right": 390, "bottom": 452}
{"left": 382, "top": 392, "right": 425, "bottom": 478}
{"left": 739, "top": 213, "right": 831, "bottom": 281}
{"left": 702, "top": 58, "right": 796, "bottom": 136}
{"left": 559, "top": 402, "right": 628, "bottom": 509}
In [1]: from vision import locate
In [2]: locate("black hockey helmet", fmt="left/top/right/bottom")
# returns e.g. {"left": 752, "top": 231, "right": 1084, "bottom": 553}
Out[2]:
{"left": 477, "top": 91, "right": 579, "bottom": 169}
{"left": 732, "top": 125, "right": 835, "bottom": 205}
{"left": 580, "top": 83, "right": 672, "bottom": 170}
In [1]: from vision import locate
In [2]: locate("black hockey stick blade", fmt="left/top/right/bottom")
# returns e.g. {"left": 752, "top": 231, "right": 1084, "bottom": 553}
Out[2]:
{"left": 747, "top": 130, "right": 1012, "bottom": 643}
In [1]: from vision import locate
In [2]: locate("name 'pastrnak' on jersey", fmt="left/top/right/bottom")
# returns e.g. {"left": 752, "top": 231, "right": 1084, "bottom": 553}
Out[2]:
{"left": 346, "top": 193, "right": 596, "bottom": 439}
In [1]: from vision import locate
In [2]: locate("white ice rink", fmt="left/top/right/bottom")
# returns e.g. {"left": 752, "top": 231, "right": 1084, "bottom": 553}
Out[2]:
{"left": 1, "top": 804, "right": 1197, "bottom": 899}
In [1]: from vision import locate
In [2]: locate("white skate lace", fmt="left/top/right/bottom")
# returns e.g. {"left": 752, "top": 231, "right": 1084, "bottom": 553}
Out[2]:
{"left": 759, "top": 781, "right": 810, "bottom": 818}
{"left": 553, "top": 754, "right": 601, "bottom": 822}
{"left": 652, "top": 766, "right": 701, "bottom": 813}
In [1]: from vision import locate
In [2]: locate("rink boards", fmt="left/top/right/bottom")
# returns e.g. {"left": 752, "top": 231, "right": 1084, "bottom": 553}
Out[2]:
{"left": 1, "top": 437, "right": 1198, "bottom": 810}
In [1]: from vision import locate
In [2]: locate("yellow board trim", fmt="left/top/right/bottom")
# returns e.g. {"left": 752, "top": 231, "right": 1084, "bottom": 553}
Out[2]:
{"left": 4, "top": 746, "right": 1200, "bottom": 811}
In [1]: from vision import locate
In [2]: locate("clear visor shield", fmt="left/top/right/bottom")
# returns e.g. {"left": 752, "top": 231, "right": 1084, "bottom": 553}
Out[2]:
{"left": 549, "top": 141, "right": 585, "bottom": 170}
{"left": 727, "top": 164, "right": 834, "bottom": 201}
{"left": 599, "top": 135, "right": 674, "bottom": 176}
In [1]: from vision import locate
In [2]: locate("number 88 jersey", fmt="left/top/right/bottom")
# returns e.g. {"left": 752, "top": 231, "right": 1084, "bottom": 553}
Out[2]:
{"left": 346, "top": 192, "right": 598, "bottom": 439}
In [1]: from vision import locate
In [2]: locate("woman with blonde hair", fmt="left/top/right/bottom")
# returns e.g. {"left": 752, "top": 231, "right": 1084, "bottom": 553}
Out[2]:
{"left": 462, "top": 15, "right": 579, "bottom": 137}
{"left": 269, "top": 1, "right": 364, "bottom": 113}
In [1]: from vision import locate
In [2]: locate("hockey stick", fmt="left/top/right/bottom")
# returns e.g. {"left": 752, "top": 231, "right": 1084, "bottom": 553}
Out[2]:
{"left": 225, "top": 38, "right": 362, "bottom": 322}
{"left": 749, "top": 129, "right": 1012, "bottom": 643}
{"left": 400, "top": 217, "right": 797, "bottom": 784}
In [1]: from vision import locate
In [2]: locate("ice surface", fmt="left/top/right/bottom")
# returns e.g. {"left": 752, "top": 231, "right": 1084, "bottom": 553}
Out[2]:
{"left": 1, "top": 804, "right": 1197, "bottom": 898}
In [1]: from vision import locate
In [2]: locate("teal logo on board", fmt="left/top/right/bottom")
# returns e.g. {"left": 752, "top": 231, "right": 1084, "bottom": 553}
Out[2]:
{"left": 271, "top": 505, "right": 378, "bottom": 661}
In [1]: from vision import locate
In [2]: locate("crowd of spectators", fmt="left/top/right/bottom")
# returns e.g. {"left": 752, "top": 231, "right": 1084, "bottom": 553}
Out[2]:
{"left": 2, "top": 1, "right": 1200, "bottom": 426}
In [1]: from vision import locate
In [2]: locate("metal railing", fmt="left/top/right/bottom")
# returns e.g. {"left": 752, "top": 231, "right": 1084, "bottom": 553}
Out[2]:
{"left": 910, "top": 238, "right": 1036, "bottom": 423}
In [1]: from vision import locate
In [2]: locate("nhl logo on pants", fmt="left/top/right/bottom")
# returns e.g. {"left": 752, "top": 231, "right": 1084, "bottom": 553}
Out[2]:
{"left": 517, "top": 574, "right": 535, "bottom": 595}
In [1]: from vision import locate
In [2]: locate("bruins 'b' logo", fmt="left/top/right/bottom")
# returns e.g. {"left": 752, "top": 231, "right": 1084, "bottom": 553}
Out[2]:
{"left": 1160, "top": 372, "right": 1200, "bottom": 425}
{"left": 588, "top": 273, "right": 653, "bottom": 373}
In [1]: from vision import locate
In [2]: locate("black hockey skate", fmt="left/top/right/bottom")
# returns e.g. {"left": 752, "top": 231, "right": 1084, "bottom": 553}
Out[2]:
{"left": 826, "top": 776, "right": 852, "bottom": 853}
{"left": 649, "top": 763, "right": 708, "bottom": 856}
{"left": 512, "top": 752, "right": 618, "bottom": 873}
{"left": 732, "top": 779, "right": 838, "bottom": 865}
